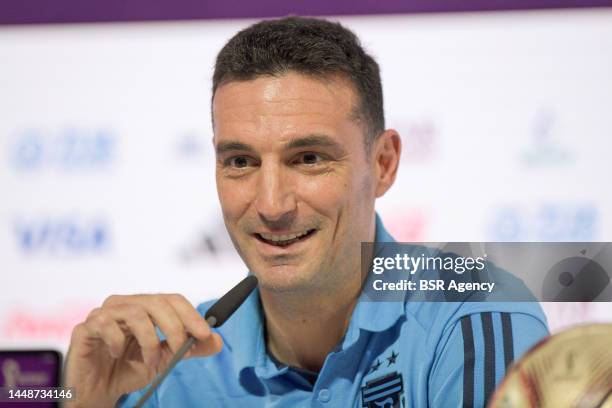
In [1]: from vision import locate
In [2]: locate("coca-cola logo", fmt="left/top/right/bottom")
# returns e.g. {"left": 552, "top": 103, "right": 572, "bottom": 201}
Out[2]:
{"left": 1, "top": 304, "right": 92, "bottom": 341}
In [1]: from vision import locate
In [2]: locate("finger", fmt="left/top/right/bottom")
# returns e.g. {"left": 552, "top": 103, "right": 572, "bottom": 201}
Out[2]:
{"left": 81, "top": 308, "right": 125, "bottom": 353}
{"left": 73, "top": 308, "right": 105, "bottom": 341}
{"left": 137, "top": 296, "right": 187, "bottom": 354}
{"left": 83, "top": 310, "right": 126, "bottom": 358}
{"left": 110, "top": 304, "right": 161, "bottom": 371}
{"left": 165, "top": 294, "right": 212, "bottom": 341}
{"left": 70, "top": 321, "right": 101, "bottom": 357}
{"left": 189, "top": 332, "right": 224, "bottom": 357}
{"left": 101, "top": 294, "right": 126, "bottom": 308}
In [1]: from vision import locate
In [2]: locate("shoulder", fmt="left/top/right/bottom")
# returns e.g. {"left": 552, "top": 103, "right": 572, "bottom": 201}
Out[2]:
{"left": 418, "top": 303, "right": 548, "bottom": 407}
{"left": 404, "top": 299, "right": 548, "bottom": 361}
{"left": 410, "top": 300, "right": 548, "bottom": 332}
{"left": 394, "top": 243, "right": 548, "bottom": 338}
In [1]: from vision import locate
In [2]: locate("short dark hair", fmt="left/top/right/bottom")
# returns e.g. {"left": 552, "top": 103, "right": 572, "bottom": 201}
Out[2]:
{"left": 212, "top": 16, "right": 385, "bottom": 148}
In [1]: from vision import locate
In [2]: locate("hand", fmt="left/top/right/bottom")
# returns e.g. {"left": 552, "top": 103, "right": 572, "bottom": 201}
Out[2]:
{"left": 64, "top": 294, "right": 223, "bottom": 407}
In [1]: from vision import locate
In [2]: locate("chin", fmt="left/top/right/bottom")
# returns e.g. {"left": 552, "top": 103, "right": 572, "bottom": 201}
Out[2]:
{"left": 253, "top": 264, "right": 317, "bottom": 293}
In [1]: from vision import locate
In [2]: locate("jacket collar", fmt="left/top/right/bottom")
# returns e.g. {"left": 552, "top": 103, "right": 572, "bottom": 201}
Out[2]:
{"left": 216, "top": 213, "right": 406, "bottom": 372}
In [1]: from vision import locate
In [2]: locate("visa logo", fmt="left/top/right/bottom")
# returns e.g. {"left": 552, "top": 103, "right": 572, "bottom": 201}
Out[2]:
{"left": 14, "top": 218, "right": 109, "bottom": 254}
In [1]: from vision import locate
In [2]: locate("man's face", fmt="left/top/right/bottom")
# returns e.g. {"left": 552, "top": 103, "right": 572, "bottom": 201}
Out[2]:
{"left": 213, "top": 72, "right": 377, "bottom": 293}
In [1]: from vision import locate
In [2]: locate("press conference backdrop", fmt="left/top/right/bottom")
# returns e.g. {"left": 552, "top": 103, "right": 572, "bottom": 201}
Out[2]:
{"left": 1, "top": 9, "right": 611, "bottom": 353}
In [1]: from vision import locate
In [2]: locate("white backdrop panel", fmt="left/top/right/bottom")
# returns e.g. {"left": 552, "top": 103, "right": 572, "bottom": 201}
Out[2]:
{"left": 1, "top": 9, "right": 611, "bottom": 352}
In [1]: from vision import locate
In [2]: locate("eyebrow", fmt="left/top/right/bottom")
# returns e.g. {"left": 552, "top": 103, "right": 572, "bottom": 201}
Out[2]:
{"left": 215, "top": 134, "right": 344, "bottom": 156}
{"left": 215, "top": 141, "right": 255, "bottom": 155}
{"left": 286, "top": 134, "right": 342, "bottom": 150}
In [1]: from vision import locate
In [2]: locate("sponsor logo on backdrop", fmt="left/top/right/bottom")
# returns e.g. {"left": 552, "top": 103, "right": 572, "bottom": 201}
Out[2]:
{"left": 396, "top": 118, "right": 437, "bottom": 163}
{"left": 9, "top": 127, "right": 116, "bottom": 171}
{"left": 383, "top": 210, "right": 428, "bottom": 242}
{"left": 180, "top": 219, "right": 237, "bottom": 263}
{"left": 487, "top": 204, "right": 597, "bottom": 241}
{"left": 521, "top": 110, "right": 573, "bottom": 167}
{"left": 13, "top": 217, "right": 110, "bottom": 255}
{"left": 175, "top": 131, "right": 213, "bottom": 161}
{"left": 1, "top": 303, "right": 92, "bottom": 341}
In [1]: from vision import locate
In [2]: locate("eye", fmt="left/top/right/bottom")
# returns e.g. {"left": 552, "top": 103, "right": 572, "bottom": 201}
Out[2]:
{"left": 226, "top": 156, "right": 256, "bottom": 168}
{"left": 294, "top": 152, "right": 324, "bottom": 165}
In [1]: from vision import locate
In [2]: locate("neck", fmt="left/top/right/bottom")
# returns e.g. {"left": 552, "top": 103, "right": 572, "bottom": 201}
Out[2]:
{"left": 260, "top": 212, "right": 378, "bottom": 373}
{"left": 260, "top": 283, "right": 361, "bottom": 372}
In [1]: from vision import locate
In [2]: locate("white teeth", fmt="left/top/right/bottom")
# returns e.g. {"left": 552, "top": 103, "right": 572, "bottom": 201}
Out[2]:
{"left": 260, "top": 230, "right": 310, "bottom": 242}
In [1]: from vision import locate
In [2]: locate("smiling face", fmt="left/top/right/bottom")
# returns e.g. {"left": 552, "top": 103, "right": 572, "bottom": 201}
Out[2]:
{"left": 212, "top": 72, "right": 380, "bottom": 294}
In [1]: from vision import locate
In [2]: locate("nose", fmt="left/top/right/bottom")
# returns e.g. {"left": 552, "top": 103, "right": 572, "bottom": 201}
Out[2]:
{"left": 254, "top": 161, "right": 297, "bottom": 226}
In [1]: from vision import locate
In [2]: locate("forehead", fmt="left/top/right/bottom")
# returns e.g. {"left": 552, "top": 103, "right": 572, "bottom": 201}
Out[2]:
{"left": 212, "top": 72, "right": 361, "bottom": 140}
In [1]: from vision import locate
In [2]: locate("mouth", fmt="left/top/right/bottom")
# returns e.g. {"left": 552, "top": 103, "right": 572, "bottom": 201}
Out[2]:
{"left": 254, "top": 229, "right": 317, "bottom": 247}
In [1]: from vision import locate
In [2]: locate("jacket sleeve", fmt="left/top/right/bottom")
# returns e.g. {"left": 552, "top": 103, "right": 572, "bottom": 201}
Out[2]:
{"left": 428, "top": 311, "right": 549, "bottom": 408}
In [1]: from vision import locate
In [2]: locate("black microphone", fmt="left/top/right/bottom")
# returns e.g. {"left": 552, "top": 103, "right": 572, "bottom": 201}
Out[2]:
{"left": 134, "top": 275, "right": 258, "bottom": 407}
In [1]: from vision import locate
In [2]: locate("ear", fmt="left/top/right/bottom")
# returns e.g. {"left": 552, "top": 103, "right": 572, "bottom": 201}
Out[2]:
{"left": 372, "top": 129, "right": 401, "bottom": 198}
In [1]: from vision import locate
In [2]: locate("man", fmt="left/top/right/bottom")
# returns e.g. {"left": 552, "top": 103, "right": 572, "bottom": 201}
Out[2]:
{"left": 65, "top": 17, "right": 548, "bottom": 407}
